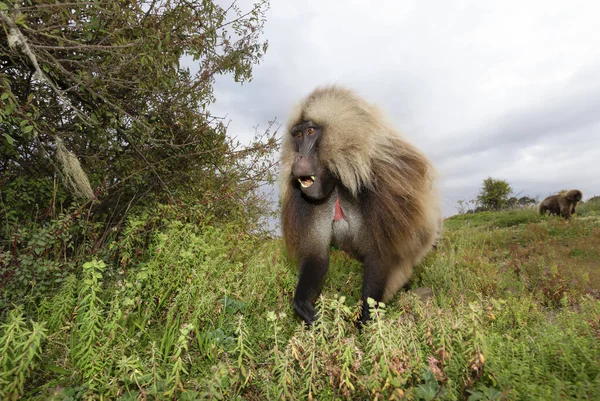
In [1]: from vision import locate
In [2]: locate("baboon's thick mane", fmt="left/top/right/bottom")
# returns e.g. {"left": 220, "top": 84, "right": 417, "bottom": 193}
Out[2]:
{"left": 280, "top": 85, "right": 440, "bottom": 257}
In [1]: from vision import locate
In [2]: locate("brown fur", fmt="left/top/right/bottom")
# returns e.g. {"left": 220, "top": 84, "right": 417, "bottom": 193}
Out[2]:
{"left": 280, "top": 85, "right": 440, "bottom": 303}
{"left": 538, "top": 189, "right": 583, "bottom": 219}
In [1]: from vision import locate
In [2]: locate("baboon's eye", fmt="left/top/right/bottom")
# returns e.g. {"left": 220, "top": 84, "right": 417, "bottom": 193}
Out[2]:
{"left": 306, "top": 127, "right": 315, "bottom": 135}
{"left": 296, "top": 131, "right": 303, "bottom": 138}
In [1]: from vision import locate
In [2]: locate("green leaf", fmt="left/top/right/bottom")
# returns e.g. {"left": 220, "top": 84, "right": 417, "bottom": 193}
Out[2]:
{"left": 3, "top": 133, "right": 14, "bottom": 145}
{"left": 22, "top": 125, "right": 34, "bottom": 134}
{"left": 1, "top": 92, "right": 8, "bottom": 100}
{"left": 414, "top": 382, "right": 439, "bottom": 401}
{"left": 43, "top": 364, "right": 70, "bottom": 375}
{"left": 4, "top": 101, "right": 15, "bottom": 115}
{"left": 467, "top": 392, "right": 484, "bottom": 401}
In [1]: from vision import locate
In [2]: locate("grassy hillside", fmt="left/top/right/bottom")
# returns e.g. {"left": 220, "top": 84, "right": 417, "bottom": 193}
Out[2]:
{"left": 2, "top": 202, "right": 600, "bottom": 400}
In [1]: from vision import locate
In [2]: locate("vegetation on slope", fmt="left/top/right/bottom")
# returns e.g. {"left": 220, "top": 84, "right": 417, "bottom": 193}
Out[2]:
{"left": 1, "top": 201, "right": 599, "bottom": 400}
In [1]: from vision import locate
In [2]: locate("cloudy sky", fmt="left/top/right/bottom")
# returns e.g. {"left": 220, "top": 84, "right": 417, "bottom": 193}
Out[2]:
{"left": 211, "top": 0, "right": 600, "bottom": 218}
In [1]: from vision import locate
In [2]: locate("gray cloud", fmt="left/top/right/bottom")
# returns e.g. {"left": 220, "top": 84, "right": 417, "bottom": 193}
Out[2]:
{"left": 210, "top": 0, "right": 600, "bottom": 218}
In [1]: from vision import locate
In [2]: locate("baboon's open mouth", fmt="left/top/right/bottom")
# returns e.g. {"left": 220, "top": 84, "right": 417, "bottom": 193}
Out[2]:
{"left": 297, "top": 176, "right": 315, "bottom": 188}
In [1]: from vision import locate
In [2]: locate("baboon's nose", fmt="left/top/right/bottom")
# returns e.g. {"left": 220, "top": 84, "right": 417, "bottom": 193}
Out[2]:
{"left": 292, "top": 155, "right": 315, "bottom": 178}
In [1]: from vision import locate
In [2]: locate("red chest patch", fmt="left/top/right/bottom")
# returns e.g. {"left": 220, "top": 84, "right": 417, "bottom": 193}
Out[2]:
{"left": 334, "top": 196, "right": 346, "bottom": 222}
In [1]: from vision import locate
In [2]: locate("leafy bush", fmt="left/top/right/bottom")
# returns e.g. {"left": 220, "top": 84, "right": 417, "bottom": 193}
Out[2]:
{"left": 0, "top": 208, "right": 96, "bottom": 310}
{"left": 476, "top": 178, "right": 513, "bottom": 211}
{"left": 0, "top": 0, "right": 276, "bottom": 232}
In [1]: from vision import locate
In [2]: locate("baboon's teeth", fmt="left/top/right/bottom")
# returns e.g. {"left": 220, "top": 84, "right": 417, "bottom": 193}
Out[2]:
{"left": 298, "top": 176, "right": 315, "bottom": 188}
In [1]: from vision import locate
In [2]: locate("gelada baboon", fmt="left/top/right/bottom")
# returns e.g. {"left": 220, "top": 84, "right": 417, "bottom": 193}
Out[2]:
{"left": 279, "top": 85, "right": 441, "bottom": 324}
{"left": 538, "top": 190, "right": 583, "bottom": 219}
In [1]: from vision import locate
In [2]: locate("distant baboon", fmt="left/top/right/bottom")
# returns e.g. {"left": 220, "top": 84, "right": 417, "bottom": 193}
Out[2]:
{"left": 538, "top": 190, "right": 583, "bottom": 219}
{"left": 279, "top": 85, "right": 441, "bottom": 324}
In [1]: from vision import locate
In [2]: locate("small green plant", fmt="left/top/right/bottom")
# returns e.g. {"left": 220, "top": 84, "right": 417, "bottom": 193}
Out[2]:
{"left": 0, "top": 308, "right": 47, "bottom": 400}
{"left": 164, "top": 323, "right": 193, "bottom": 397}
{"left": 71, "top": 259, "right": 107, "bottom": 385}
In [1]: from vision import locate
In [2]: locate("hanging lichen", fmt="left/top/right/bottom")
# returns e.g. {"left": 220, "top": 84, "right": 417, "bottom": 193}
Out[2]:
{"left": 55, "top": 137, "right": 94, "bottom": 200}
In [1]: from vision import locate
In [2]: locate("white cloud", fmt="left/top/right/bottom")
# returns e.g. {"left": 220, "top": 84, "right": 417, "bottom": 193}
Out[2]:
{"left": 211, "top": 0, "right": 600, "bottom": 217}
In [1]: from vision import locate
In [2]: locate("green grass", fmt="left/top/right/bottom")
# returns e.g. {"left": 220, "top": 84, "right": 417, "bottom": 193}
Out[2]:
{"left": 1, "top": 204, "right": 600, "bottom": 400}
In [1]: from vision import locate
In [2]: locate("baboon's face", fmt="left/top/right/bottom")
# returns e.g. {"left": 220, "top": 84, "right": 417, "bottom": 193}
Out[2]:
{"left": 566, "top": 190, "right": 582, "bottom": 202}
{"left": 290, "top": 121, "right": 335, "bottom": 200}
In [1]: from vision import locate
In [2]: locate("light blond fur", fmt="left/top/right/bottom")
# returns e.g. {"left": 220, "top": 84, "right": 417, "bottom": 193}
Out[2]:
{"left": 280, "top": 85, "right": 441, "bottom": 301}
